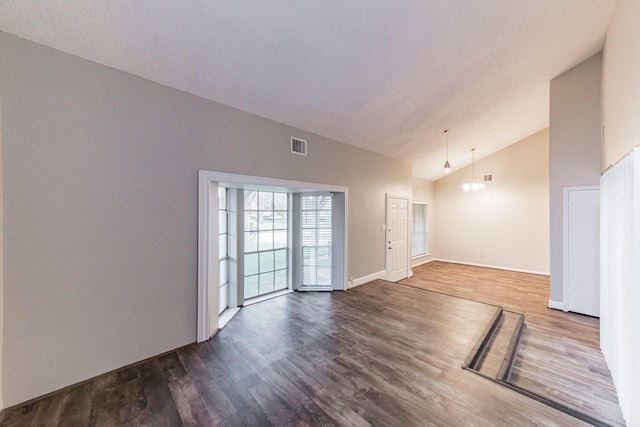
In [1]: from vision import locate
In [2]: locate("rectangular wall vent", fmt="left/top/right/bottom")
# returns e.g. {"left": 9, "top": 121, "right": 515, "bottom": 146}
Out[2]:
{"left": 483, "top": 174, "right": 493, "bottom": 182}
{"left": 291, "top": 137, "right": 307, "bottom": 156}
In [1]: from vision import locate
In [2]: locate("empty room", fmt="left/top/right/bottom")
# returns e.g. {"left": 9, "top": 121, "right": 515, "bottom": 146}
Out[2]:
{"left": 1, "top": 1, "right": 639, "bottom": 426}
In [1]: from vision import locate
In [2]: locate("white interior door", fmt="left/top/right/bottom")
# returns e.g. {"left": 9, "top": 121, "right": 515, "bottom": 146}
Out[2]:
{"left": 386, "top": 196, "right": 408, "bottom": 282}
{"left": 564, "top": 186, "right": 600, "bottom": 317}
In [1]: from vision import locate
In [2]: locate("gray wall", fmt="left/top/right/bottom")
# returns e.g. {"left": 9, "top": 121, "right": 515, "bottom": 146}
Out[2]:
{"left": 0, "top": 32, "right": 411, "bottom": 406}
{"left": 548, "top": 53, "right": 602, "bottom": 304}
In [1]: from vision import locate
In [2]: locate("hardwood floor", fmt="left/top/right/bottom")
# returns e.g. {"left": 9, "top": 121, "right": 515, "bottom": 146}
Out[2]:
{"left": 1, "top": 263, "right": 624, "bottom": 426}
{"left": 402, "top": 261, "right": 625, "bottom": 426}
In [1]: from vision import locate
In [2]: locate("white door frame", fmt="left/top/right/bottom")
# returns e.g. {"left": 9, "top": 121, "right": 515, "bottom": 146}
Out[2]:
{"left": 385, "top": 194, "right": 410, "bottom": 282}
{"left": 562, "top": 185, "right": 600, "bottom": 313}
{"left": 197, "top": 170, "right": 349, "bottom": 343}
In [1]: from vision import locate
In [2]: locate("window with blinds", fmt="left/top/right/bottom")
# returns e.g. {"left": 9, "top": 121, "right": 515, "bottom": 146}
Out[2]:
{"left": 412, "top": 203, "right": 428, "bottom": 257}
{"left": 301, "top": 194, "right": 332, "bottom": 288}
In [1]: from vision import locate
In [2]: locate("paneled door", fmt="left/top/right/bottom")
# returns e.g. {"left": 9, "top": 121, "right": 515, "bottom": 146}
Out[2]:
{"left": 386, "top": 196, "right": 409, "bottom": 282}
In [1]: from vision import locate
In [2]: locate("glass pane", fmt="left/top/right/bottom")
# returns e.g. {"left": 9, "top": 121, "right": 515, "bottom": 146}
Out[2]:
{"left": 274, "top": 193, "right": 288, "bottom": 210}
{"left": 317, "top": 268, "right": 332, "bottom": 286}
{"left": 317, "top": 195, "right": 332, "bottom": 210}
{"left": 218, "top": 211, "right": 227, "bottom": 234}
{"left": 303, "top": 267, "right": 314, "bottom": 285}
{"left": 218, "top": 187, "right": 227, "bottom": 209}
{"left": 245, "top": 253, "right": 259, "bottom": 276}
{"left": 302, "top": 247, "right": 316, "bottom": 266}
{"left": 317, "top": 246, "right": 331, "bottom": 265}
{"left": 274, "top": 249, "right": 287, "bottom": 270}
{"left": 301, "top": 195, "right": 316, "bottom": 210}
{"left": 219, "top": 283, "right": 228, "bottom": 314}
{"left": 273, "top": 212, "right": 288, "bottom": 230}
{"left": 245, "top": 211, "right": 258, "bottom": 231}
{"left": 259, "top": 192, "right": 273, "bottom": 210}
{"left": 244, "top": 191, "right": 258, "bottom": 210}
{"left": 259, "top": 231, "right": 274, "bottom": 251}
{"left": 245, "top": 231, "right": 258, "bottom": 253}
{"left": 302, "top": 229, "right": 316, "bottom": 246}
{"left": 259, "top": 251, "right": 274, "bottom": 273}
{"left": 302, "top": 211, "right": 316, "bottom": 227}
{"left": 219, "top": 234, "right": 227, "bottom": 258}
{"left": 219, "top": 259, "right": 228, "bottom": 286}
{"left": 318, "top": 210, "right": 332, "bottom": 229}
{"left": 244, "top": 275, "right": 259, "bottom": 299}
{"left": 273, "top": 230, "right": 288, "bottom": 249}
{"left": 274, "top": 269, "right": 288, "bottom": 291}
{"left": 259, "top": 272, "right": 274, "bottom": 294}
{"left": 318, "top": 229, "right": 331, "bottom": 246}
{"left": 259, "top": 212, "right": 273, "bottom": 230}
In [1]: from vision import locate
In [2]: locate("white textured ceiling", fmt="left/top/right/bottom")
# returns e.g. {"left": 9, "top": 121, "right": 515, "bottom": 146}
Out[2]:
{"left": 0, "top": 1, "right": 614, "bottom": 180}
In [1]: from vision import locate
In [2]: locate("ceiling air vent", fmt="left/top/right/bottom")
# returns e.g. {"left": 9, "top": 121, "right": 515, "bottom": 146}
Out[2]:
{"left": 483, "top": 174, "right": 493, "bottom": 183}
{"left": 291, "top": 137, "right": 307, "bottom": 156}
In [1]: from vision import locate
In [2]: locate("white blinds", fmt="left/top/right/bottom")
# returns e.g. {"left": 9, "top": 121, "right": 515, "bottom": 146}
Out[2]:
{"left": 301, "top": 194, "right": 332, "bottom": 287}
{"left": 600, "top": 148, "right": 640, "bottom": 425}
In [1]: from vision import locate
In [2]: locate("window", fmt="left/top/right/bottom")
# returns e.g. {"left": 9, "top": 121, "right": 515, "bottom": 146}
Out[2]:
{"left": 412, "top": 203, "right": 428, "bottom": 257}
{"left": 301, "top": 194, "right": 332, "bottom": 288}
{"left": 219, "top": 187, "right": 229, "bottom": 314}
{"left": 244, "top": 191, "right": 288, "bottom": 299}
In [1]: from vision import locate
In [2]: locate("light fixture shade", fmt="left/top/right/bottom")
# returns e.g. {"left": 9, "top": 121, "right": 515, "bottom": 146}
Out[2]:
{"left": 443, "top": 129, "right": 451, "bottom": 173}
{"left": 462, "top": 147, "right": 484, "bottom": 192}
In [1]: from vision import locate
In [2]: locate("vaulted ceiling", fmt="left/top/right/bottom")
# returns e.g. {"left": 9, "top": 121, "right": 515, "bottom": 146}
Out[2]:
{"left": 0, "top": 1, "right": 614, "bottom": 180}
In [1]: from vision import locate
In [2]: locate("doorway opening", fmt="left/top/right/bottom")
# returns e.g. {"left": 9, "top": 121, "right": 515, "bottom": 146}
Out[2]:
{"left": 198, "top": 170, "right": 348, "bottom": 342}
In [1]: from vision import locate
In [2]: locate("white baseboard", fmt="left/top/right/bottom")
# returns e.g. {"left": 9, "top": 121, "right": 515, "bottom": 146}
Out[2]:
{"left": 548, "top": 300, "right": 564, "bottom": 311}
{"left": 412, "top": 257, "right": 436, "bottom": 268}
{"left": 434, "top": 258, "right": 550, "bottom": 276}
{"left": 349, "top": 270, "right": 386, "bottom": 289}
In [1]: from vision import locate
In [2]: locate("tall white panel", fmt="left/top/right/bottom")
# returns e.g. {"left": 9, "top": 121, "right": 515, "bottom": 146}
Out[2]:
{"left": 600, "top": 148, "right": 640, "bottom": 425}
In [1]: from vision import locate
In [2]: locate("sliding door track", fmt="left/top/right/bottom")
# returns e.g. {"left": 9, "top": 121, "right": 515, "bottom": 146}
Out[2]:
{"left": 463, "top": 307, "right": 613, "bottom": 427}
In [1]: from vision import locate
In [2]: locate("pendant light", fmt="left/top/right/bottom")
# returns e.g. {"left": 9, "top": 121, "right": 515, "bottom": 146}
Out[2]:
{"left": 462, "top": 147, "right": 485, "bottom": 192}
{"left": 443, "top": 129, "right": 451, "bottom": 173}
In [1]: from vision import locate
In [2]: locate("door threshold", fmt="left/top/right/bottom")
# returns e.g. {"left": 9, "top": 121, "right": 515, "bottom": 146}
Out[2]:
{"left": 218, "top": 307, "right": 241, "bottom": 329}
{"left": 243, "top": 289, "right": 293, "bottom": 306}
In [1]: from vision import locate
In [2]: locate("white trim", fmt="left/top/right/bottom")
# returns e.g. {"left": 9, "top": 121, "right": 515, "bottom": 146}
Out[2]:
{"left": 350, "top": 270, "right": 386, "bottom": 288}
{"left": 197, "top": 173, "right": 214, "bottom": 343}
{"left": 434, "top": 258, "right": 550, "bottom": 276}
{"left": 198, "top": 170, "right": 349, "bottom": 343}
{"left": 412, "top": 256, "right": 435, "bottom": 268}
{"left": 548, "top": 300, "right": 564, "bottom": 311}
{"left": 243, "top": 289, "right": 294, "bottom": 306}
{"left": 200, "top": 170, "right": 348, "bottom": 193}
{"left": 562, "top": 185, "right": 600, "bottom": 314}
{"left": 218, "top": 307, "right": 241, "bottom": 329}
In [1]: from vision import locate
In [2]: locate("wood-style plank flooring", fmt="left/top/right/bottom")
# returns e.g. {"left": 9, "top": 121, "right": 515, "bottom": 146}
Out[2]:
{"left": 402, "top": 261, "right": 625, "bottom": 426}
{"left": 1, "top": 263, "right": 624, "bottom": 426}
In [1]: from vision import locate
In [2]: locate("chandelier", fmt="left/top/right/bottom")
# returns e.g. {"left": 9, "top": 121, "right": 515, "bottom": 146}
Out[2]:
{"left": 462, "top": 148, "right": 484, "bottom": 192}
